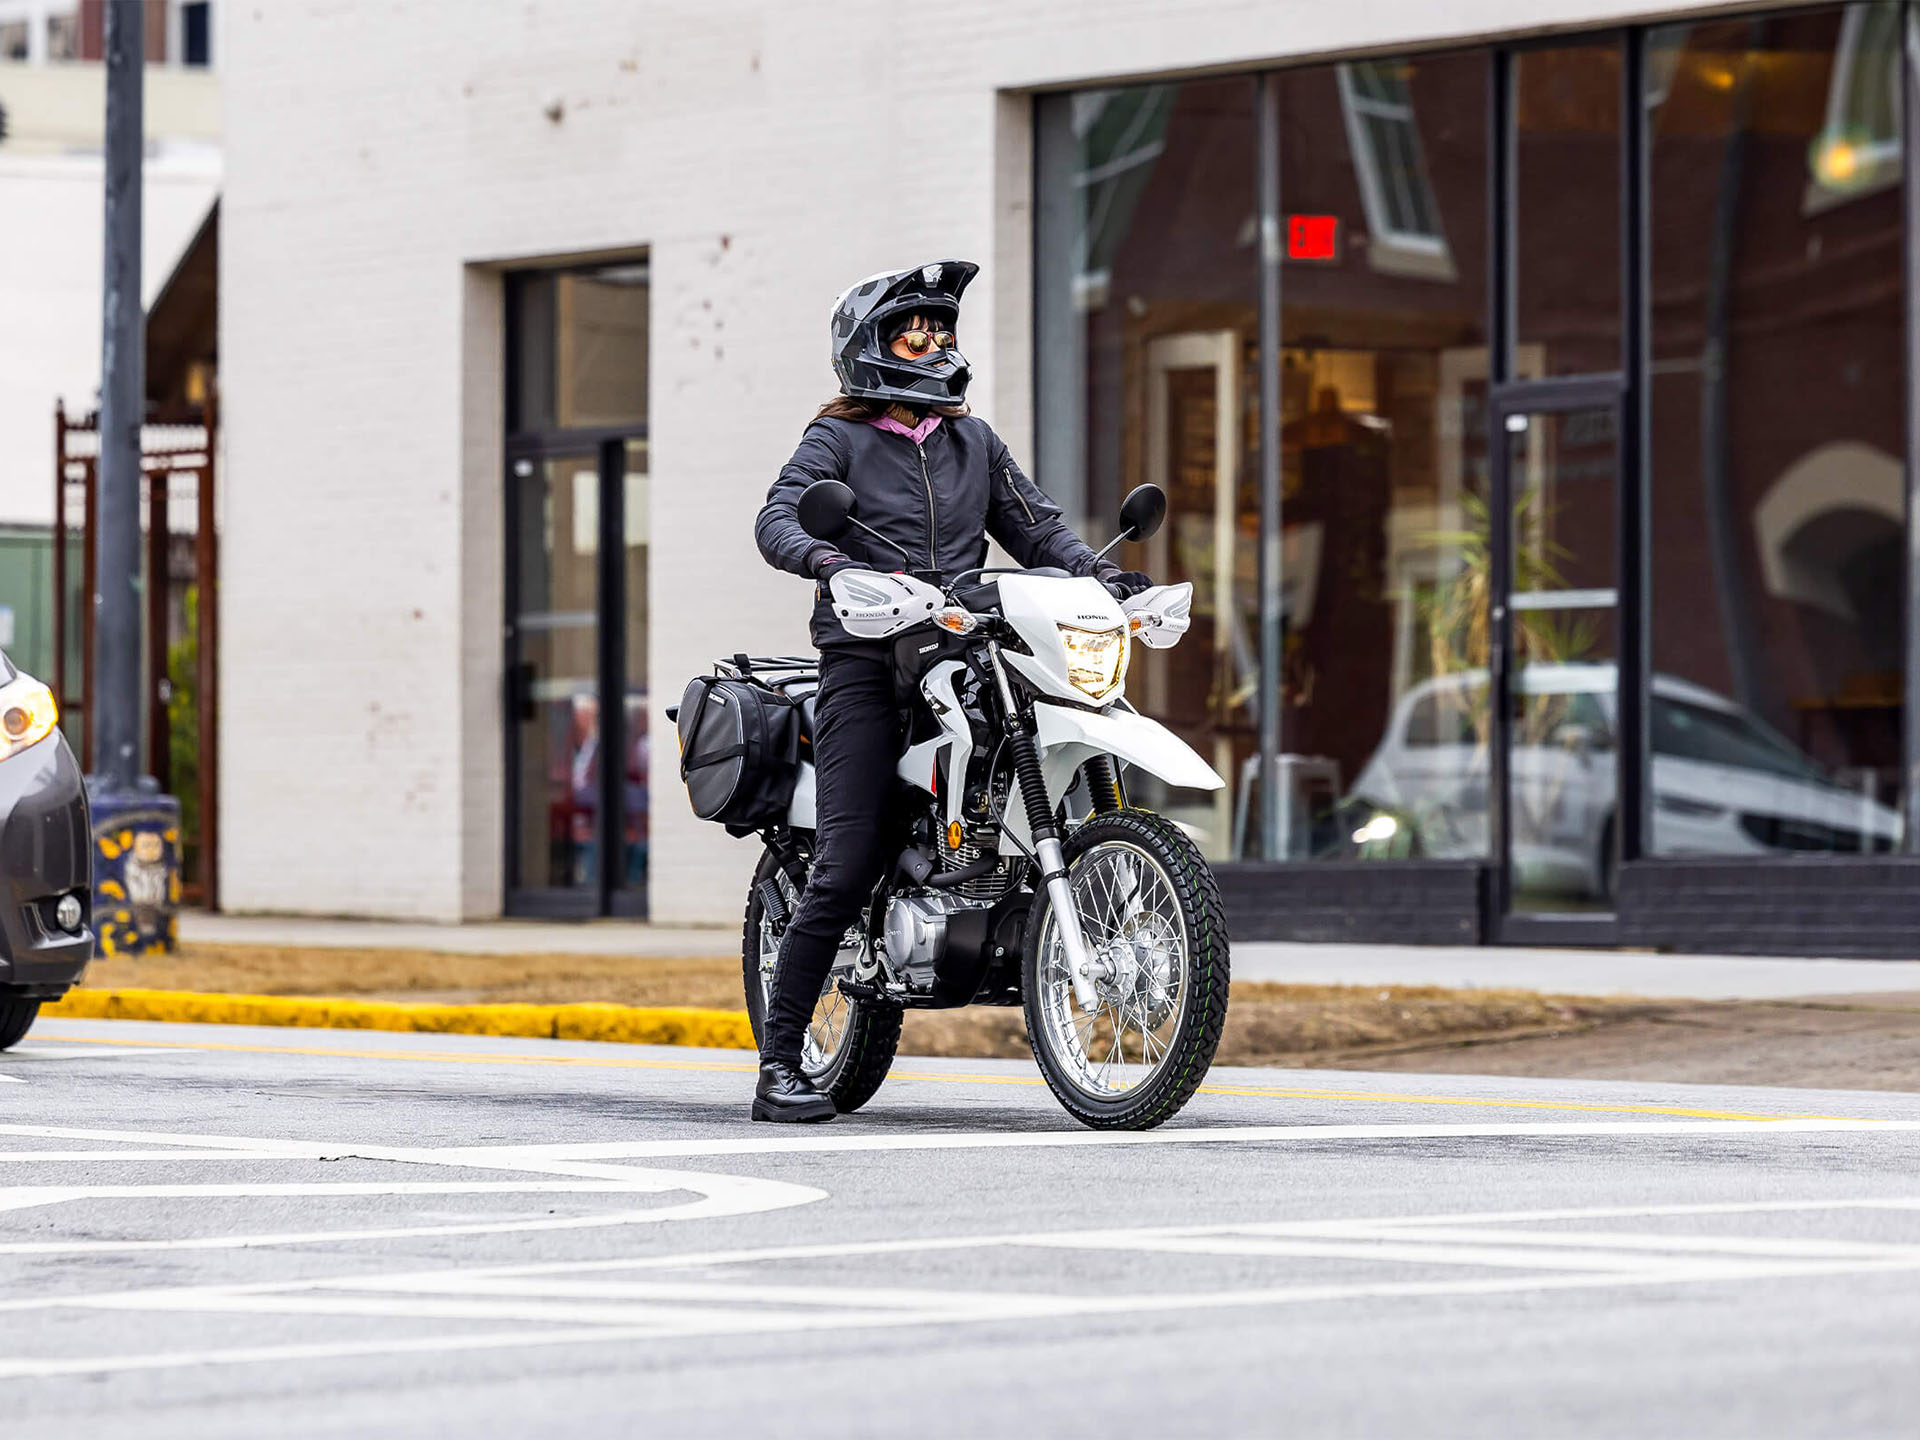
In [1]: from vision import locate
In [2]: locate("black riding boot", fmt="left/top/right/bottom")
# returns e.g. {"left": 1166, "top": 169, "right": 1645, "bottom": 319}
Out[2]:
{"left": 753, "top": 1059, "right": 836, "bottom": 1123}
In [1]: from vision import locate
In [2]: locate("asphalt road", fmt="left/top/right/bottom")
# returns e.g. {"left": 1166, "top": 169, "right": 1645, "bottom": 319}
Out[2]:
{"left": 2, "top": 1018, "right": 1919, "bottom": 1438}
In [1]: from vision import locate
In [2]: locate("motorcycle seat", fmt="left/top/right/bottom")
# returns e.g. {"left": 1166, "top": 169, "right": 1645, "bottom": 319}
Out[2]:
{"left": 798, "top": 692, "right": 817, "bottom": 754}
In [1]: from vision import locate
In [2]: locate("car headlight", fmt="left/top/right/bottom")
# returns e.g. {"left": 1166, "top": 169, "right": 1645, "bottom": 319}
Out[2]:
{"left": 1057, "top": 624, "right": 1128, "bottom": 701}
{"left": 0, "top": 675, "right": 57, "bottom": 762}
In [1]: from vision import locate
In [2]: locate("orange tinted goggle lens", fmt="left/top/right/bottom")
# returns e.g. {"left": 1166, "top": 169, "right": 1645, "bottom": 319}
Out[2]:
{"left": 899, "top": 330, "right": 955, "bottom": 356}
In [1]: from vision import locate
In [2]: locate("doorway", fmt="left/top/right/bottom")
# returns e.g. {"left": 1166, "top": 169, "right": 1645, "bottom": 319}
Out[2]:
{"left": 502, "top": 262, "right": 650, "bottom": 918}
{"left": 1488, "top": 388, "right": 1623, "bottom": 929}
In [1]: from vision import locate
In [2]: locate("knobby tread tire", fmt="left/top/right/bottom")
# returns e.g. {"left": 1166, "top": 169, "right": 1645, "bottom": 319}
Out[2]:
{"left": 0, "top": 996, "right": 41, "bottom": 1051}
{"left": 1022, "top": 809, "right": 1231, "bottom": 1131}
{"left": 741, "top": 844, "right": 901, "bottom": 1114}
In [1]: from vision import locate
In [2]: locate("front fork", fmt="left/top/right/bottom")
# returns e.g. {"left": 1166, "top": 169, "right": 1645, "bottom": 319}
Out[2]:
{"left": 988, "top": 644, "right": 1102, "bottom": 1013}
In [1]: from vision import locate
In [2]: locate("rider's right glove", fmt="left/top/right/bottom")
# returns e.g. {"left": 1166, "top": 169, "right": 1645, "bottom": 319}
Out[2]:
{"left": 1095, "top": 564, "right": 1155, "bottom": 601}
{"left": 809, "top": 549, "right": 870, "bottom": 585}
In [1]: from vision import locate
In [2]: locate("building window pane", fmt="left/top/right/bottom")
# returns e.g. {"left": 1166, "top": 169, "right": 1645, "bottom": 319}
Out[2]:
{"left": 1036, "top": 77, "right": 1258, "bottom": 861}
{"left": 1515, "top": 40, "right": 1622, "bottom": 377}
{"left": 509, "top": 260, "right": 649, "bottom": 435}
{"left": 1276, "top": 49, "right": 1491, "bottom": 863}
{"left": 1648, "top": 5, "right": 1905, "bottom": 859}
{"left": 621, "top": 440, "right": 650, "bottom": 892}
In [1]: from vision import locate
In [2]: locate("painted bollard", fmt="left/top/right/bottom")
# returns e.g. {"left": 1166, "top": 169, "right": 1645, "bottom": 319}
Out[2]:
{"left": 87, "top": 782, "right": 181, "bottom": 956}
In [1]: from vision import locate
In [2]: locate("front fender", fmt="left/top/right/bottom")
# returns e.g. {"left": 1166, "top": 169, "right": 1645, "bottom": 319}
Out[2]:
{"left": 1003, "top": 701, "right": 1224, "bottom": 849}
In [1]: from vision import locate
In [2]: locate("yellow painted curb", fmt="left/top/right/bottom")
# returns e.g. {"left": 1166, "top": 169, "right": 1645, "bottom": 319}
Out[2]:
{"left": 43, "top": 987, "right": 757, "bottom": 1051}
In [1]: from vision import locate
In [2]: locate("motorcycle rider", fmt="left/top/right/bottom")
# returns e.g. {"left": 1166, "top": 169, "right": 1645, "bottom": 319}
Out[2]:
{"left": 749, "top": 259, "right": 1153, "bottom": 1122}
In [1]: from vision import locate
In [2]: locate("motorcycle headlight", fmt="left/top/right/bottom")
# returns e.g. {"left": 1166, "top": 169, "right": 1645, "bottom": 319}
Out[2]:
{"left": 0, "top": 675, "right": 58, "bottom": 763}
{"left": 1056, "top": 624, "right": 1128, "bottom": 701}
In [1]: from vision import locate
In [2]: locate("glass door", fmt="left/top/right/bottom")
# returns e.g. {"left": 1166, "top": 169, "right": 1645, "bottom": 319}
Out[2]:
{"left": 506, "top": 451, "right": 605, "bottom": 915}
{"left": 1491, "top": 394, "right": 1622, "bottom": 922}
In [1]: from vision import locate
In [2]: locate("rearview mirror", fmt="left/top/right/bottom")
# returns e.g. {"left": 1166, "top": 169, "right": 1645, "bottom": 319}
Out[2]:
{"left": 797, "top": 480, "right": 857, "bottom": 542}
{"left": 1118, "top": 484, "right": 1167, "bottom": 543}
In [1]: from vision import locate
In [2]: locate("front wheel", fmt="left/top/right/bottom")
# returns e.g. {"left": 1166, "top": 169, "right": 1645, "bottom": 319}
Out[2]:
{"left": 0, "top": 995, "right": 40, "bottom": 1051}
{"left": 1023, "top": 809, "right": 1230, "bottom": 1129}
{"left": 741, "top": 843, "right": 901, "bottom": 1114}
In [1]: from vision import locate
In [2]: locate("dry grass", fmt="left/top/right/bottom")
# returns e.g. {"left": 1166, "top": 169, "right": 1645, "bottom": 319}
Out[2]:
{"left": 79, "top": 944, "right": 1651, "bottom": 1066}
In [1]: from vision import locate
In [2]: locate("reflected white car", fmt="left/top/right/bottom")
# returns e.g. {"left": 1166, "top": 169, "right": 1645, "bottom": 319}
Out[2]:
{"left": 1349, "top": 664, "right": 1901, "bottom": 899}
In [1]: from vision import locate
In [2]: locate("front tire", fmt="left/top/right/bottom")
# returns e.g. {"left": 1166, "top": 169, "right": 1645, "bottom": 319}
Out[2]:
{"left": 1023, "top": 809, "right": 1230, "bottom": 1129}
{"left": 0, "top": 996, "right": 40, "bottom": 1051}
{"left": 742, "top": 842, "right": 901, "bottom": 1114}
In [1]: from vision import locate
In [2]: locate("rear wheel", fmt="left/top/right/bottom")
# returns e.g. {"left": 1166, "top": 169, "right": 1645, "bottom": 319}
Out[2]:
{"left": 1023, "top": 809, "right": 1230, "bottom": 1130}
{"left": 0, "top": 995, "right": 41, "bottom": 1051}
{"left": 741, "top": 843, "right": 900, "bottom": 1114}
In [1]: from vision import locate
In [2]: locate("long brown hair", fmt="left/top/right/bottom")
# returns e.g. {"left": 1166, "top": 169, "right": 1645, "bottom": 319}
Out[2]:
{"left": 815, "top": 395, "right": 970, "bottom": 422}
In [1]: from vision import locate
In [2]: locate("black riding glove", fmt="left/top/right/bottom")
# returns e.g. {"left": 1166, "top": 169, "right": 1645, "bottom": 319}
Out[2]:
{"left": 809, "top": 549, "right": 865, "bottom": 585}
{"left": 1096, "top": 566, "right": 1155, "bottom": 601}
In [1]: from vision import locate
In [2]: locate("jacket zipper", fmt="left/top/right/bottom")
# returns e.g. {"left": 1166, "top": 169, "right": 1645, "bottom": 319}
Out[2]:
{"left": 916, "top": 442, "right": 938, "bottom": 571}
{"left": 1002, "top": 464, "right": 1036, "bottom": 525}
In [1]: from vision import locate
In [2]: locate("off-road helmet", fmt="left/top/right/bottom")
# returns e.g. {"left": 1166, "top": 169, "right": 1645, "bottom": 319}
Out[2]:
{"left": 829, "top": 259, "right": 979, "bottom": 408}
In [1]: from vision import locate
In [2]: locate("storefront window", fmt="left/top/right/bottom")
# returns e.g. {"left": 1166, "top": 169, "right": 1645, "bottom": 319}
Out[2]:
{"left": 1276, "top": 49, "right": 1493, "bottom": 863}
{"left": 1515, "top": 40, "right": 1623, "bottom": 378}
{"left": 1648, "top": 5, "right": 1905, "bottom": 857}
{"left": 1036, "top": 77, "right": 1258, "bottom": 860}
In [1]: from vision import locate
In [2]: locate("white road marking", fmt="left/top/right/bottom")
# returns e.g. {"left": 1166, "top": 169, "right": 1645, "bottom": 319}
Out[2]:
{"left": 6, "top": 1117, "right": 1920, "bottom": 1380}
{"left": 399, "top": 1115, "right": 1920, "bottom": 1162}
{"left": 0, "top": 1122, "right": 826, "bottom": 1255}
{"left": 4, "top": 1204, "right": 1920, "bottom": 1381}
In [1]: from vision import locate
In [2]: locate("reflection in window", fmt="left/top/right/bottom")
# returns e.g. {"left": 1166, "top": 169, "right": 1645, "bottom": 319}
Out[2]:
{"left": 1036, "top": 77, "right": 1257, "bottom": 860}
{"left": 1336, "top": 61, "right": 1454, "bottom": 278}
{"left": 1810, "top": 3, "right": 1902, "bottom": 201}
{"left": 1273, "top": 49, "right": 1491, "bottom": 864}
{"left": 1649, "top": 6, "right": 1905, "bottom": 856}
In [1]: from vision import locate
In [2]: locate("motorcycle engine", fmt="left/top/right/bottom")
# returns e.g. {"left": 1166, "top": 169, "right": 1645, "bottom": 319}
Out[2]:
{"left": 882, "top": 891, "right": 978, "bottom": 991}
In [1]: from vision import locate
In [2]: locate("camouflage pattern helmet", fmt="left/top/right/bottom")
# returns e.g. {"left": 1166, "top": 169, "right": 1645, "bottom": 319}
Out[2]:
{"left": 829, "top": 259, "right": 979, "bottom": 408}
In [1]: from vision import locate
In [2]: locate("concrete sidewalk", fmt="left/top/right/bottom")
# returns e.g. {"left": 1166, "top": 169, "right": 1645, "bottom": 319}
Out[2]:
{"left": 179, "top": 912, "right": 1920, "bottom": 1001}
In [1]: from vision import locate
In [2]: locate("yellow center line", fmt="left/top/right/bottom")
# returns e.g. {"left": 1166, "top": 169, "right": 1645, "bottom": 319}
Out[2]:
{"left": 26, "top": 1032, "right": 1873, "bottom": 1124}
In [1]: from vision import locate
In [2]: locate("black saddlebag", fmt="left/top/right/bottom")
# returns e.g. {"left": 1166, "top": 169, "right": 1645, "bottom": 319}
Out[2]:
{"left": 674, "top": 669, "right": 805, "bottom": 833}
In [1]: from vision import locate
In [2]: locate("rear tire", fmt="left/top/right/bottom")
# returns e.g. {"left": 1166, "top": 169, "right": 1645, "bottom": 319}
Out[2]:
{"left": 742, "top": 842, "right": 901, "bottom": 1114}
{"left": 1023, "top": 809, "right": 1230, "bottom": 1130}
{"left": 0, "top": 996, "right": 41, "bottom": 1051}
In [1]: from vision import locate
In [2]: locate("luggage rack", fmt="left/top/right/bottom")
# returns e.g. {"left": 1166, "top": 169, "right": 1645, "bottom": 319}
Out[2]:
{"left": 715, "top": 654, "right": 818, "bottom": 686}
{"left": 713, "top": 654, "right": 819, "bottom": 698}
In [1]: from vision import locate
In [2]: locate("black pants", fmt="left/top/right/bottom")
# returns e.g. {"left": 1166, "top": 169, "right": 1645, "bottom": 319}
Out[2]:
{"left": 764, "top": 648, "right": 901, "bottom": 1065}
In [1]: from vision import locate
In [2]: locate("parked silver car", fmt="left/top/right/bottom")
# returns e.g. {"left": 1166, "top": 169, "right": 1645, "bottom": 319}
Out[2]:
{"left": 1347, "top": 664, "right": 1900, "bottom": 898}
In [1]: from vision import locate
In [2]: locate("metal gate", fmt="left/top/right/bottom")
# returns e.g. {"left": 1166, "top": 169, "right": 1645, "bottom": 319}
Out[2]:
{"left": 52, "top": 398, "right": 220, "bottom": 909}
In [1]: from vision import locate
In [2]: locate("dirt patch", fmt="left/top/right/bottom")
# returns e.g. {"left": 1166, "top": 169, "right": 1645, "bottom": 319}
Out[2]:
{"left": 80, "top": 945, "right": 1649, "bottom": 1066}
{"left": 80, "top": 946, "right": 1920, "bottom": 1088}
{"left": 1337, "top": 994, "right": 1920, "bottom": 1093}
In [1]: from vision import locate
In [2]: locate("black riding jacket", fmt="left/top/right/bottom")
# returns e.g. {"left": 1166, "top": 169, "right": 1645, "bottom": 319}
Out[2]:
{"left": 756, "top": 414, "right": 1103, "bottom": 648}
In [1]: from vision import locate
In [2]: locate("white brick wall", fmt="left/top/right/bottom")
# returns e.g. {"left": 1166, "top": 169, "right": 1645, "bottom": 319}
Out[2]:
{"left": 220, "top": 0, "right": 1729, "bottom": 922}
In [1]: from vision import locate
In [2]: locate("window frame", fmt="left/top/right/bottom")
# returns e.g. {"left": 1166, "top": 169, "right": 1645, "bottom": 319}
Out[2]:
{"left": 1335, "top": 59, "right": 1458, "bottom": 280}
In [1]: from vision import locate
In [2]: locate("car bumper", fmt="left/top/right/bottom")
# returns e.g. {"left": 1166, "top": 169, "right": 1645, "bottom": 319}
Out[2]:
{"left": 0, "top": 732, "right": 93, "bottom": 996}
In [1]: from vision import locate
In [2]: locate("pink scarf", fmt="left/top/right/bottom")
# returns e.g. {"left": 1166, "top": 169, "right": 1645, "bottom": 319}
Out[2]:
{"left": 868, "top": 411, "right": 942, "bottom": 445}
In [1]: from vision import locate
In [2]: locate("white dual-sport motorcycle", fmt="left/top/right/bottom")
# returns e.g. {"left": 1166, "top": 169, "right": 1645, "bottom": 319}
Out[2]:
{"left": 740, "top": 479, "right": 1229, "bottom": 1129}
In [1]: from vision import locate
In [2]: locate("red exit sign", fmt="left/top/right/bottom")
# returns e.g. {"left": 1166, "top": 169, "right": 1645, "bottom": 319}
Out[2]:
{"left": 1287, "top": 214, "right": 1339, "bottom": 262}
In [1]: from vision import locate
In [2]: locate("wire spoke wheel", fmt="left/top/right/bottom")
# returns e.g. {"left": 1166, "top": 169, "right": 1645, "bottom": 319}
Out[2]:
{"left": 1023, "top": 809, "right": 1230, "bottom": 1130}
{"left": 754, "top": 867, "right": 857, "bottom": 1074}
{"left": 742, "top": 842, "right": 901, "bottom": 1113}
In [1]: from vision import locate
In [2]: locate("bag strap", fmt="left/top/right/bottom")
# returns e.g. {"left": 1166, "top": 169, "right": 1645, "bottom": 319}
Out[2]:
{"left": 684, "top": 742, "right": 749, "bottom": 771}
